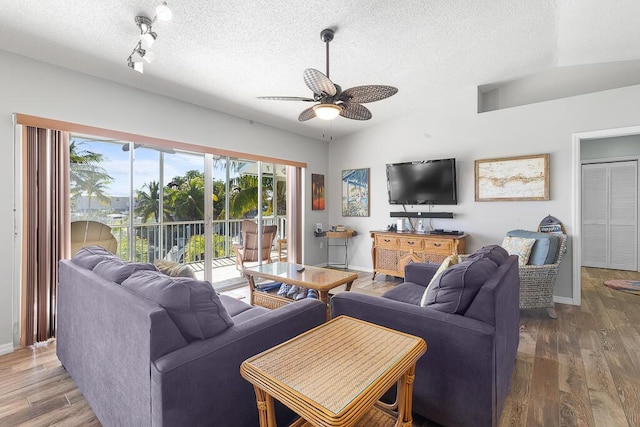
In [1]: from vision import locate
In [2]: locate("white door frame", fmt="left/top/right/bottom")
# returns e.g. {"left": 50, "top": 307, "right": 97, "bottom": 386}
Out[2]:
{"left": 572, "top": 125, "right": 640, "bottom": 305}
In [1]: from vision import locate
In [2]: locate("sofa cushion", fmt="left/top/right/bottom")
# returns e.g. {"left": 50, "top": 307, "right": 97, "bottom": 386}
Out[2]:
{"left": 501, "top": 236, "right": 536, "bottom": 266}
{"left": 419, "top": 255, "right": 459, "bottom": 307}
{"left": 506, "top": 230, "right": 560, "bottom": 265}
{"left": 382, "top": 282, "right": 426, "bottom": 305}
{"left": 423, "top": 257, "right": 498, "bottom": 314}
{"left": 93, "top": 258, "right": 157, "bottom": 284}
{"left": 465, "top": 245, "right": 509, "bottom": 266}
{"left": 71, "top": 246, "right": 117, "bottom": 270}
{"left": 122, "top": 270, "right": 234, "bottom": 342}
{"left": 154, "top": 260, "right": 196, "bottom": 278}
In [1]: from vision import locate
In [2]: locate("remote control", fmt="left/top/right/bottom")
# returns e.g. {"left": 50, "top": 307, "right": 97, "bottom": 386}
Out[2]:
{"left": 297, "top": 267, "right": 305, "bottom": 272}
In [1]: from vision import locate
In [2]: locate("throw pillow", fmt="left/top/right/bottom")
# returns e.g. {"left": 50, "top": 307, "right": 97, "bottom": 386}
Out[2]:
{"left": 419, "top": 255, "right": 459, "bottom": 307}
{"left": 501, "top": 236, "right": 536, "bottom": 266}
{"left": 423, "top": 257, "right": 498, "bottom": 314}
{"left": 121, "top": 270, "right": 234, "bottom": 342}
{"left": 506, "top": 230, "right": 560, "bottom": 265}
{"left": 71, "top": 246, "right": 116, "bottom": 270}
{"left": 92, "top": 258, "right": 157, "bottom": 284}
{"left": 154, "top": 260, "right": 196, "bottom": 278}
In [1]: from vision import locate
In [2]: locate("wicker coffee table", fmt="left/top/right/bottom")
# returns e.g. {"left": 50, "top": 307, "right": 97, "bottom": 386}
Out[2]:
{"left": 240, "top": 316, "right": 427, "bottom": 427}
{"left": 243, "top": 262, "right": 358, "bottom": 319}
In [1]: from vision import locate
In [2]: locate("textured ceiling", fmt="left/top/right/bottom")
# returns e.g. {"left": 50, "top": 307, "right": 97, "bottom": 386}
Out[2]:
{"left": 1, "top": 0, "right": 639, "bottom": 142}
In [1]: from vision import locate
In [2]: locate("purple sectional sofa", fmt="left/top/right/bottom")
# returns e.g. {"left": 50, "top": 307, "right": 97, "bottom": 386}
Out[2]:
{"left": 57, "top": 246, "right": 326, "bottom": 427}
{"left": 331, "top": 245, "right": 520, "bottom": 427}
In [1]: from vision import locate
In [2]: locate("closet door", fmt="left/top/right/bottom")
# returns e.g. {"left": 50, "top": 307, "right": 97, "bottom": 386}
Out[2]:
{"left": 582, "top": 164, "right": 608, "bottom": 268}
{"left": 582, "top": 161, "right": 637, "bottom": 271}
{"left": 608, "top": 162, "right": 637, "bottom": 270}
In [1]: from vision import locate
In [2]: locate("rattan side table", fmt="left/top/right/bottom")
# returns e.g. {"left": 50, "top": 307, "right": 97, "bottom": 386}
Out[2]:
{"left": 240, "top": 316, "right": 427, "bottom": 427}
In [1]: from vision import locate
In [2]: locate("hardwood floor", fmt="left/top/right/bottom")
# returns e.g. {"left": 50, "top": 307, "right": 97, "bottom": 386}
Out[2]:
{"left": 0, "top": 267, "right": 638, "bottom": 426}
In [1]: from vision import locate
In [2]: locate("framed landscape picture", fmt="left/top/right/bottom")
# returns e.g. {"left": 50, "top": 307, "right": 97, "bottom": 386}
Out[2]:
{"left": 311, "top": 173, "right": 325, "bottom": 210}
{"left": 475, "top": 153, "right": 550, "bottom": 201}
{"left": 342, "top": 168, "right": 369, "bottom": 217}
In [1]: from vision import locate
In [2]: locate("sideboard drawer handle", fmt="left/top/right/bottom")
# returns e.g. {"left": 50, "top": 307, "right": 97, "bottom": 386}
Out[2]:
{"left": 433, "top": 243, "right": 441, "bottom": 247}
{"left": 384, "top": 239, "right": 391, "bottom": 243}
{"left": 407, "top": 241, "right": 415, "bottom": 245}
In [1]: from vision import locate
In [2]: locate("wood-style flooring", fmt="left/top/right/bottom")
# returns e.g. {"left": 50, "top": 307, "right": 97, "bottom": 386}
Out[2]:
{"left": 0, "top": 267, "right": 638, "bottom": 426}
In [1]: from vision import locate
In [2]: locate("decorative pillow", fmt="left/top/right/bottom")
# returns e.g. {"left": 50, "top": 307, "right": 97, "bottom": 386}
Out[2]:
{"left": 506, "top": 230, "right": 560, "bottom": 265}
{"left": 420, "top": 255, "right": 459, "bottom": 307}
{"left": 501, "top": 236, "right": 536, "bottom": 266}
{"left": 154, "top": 260, "right": 196, "bottom": 278}
{"left": 71, "top": 246, "right": 117, "bottom": 270}
{"left": 121, "top": 270, "right": 234, "bottom": 342}
{"left": 92, "top": 258, "right": 157, "bottom": 284}
{"left": 423, "top": 257, "right": 498, "bottom": 314}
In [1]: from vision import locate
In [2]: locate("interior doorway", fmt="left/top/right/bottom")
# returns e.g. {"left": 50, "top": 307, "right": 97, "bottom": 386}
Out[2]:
{"left": 572, "top": 125, "right": 640, "bottom": 306}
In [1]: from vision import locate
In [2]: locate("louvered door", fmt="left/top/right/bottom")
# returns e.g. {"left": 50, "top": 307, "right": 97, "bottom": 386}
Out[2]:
{"left": 582, "top": 161, "right": 637, "bottom": 271}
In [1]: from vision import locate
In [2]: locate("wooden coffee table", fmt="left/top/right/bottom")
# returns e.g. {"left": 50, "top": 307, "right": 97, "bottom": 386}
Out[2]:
{"left": 241, "top": 316, "right": 427, "bottom": 427}
{"left": 243, "top": 262, "right": 358, "bottom": 319}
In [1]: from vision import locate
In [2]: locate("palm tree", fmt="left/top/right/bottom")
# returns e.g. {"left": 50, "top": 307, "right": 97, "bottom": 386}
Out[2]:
{"left": 135, "top": 181, "right": 160, "bottom": 222}
{"left": 69, "top": 140, "right": 113, "bottom": 212}
{"left": 228, "top": 174, "right": 273, "bottom": 218}
{"left": 165, "top": 170, "right": 205, "bottom": 221}
{"left": 70, "top": 174, "right": 112, "bottom": 212}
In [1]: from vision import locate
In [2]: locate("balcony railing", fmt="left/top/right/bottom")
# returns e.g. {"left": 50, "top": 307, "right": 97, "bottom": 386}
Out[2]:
{"left": 107, "top": 217, "right": 286, "bottom": 265}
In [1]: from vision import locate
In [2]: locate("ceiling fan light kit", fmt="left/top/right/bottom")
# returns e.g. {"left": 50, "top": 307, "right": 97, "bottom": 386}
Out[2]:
{"left": 258, "top": 28, "right": 398, "bottom": 122}
{"left": 313, "top": 103, "right": 342, "bottom": 120}
{"left": 126, "top": 3, "right": 171, "bottom": 73}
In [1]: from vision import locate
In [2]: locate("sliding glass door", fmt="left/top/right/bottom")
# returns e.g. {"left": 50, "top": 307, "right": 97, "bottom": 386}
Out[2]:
{"left": 69, "top": 135, "right": 288, "bottom": 286}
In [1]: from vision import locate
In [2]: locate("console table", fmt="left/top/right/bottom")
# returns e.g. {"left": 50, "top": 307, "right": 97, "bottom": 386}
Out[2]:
{"left": 370, "top": 230, "right": 467, "bottom": 278}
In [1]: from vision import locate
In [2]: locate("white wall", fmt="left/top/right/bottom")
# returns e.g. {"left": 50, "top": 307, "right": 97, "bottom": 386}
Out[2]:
{"left": 328, "top": 83, "right": 640, "bottom": 303}
{"left": 0, "top": 50, "right": 330, "bottom": 352}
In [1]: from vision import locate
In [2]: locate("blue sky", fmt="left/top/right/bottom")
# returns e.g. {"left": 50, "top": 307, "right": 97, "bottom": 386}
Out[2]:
{"left": 72, "top": 138, "right": 208, "bottom": 196}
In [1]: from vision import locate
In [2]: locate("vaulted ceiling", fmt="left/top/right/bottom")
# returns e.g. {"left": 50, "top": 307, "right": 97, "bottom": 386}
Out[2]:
{"left": 1, "top": 1, "right": 638, "bottom": 141}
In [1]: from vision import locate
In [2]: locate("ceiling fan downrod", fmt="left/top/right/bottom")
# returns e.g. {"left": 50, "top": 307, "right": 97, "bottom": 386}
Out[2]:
{"left": 320, "top": 28, "right": 334, "bottom": 79}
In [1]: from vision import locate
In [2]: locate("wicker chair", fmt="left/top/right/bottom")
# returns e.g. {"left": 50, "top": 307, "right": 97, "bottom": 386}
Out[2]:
{"left": 232, "top": 220, "right": 277, "bottom": 271}
{"left": 518, "top": 234, "right": 567, "bottom": 318}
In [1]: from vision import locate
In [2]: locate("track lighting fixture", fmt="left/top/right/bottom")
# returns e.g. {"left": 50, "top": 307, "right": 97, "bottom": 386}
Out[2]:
{"left": 126, "top": 3, "right": 171, "bottom": 73}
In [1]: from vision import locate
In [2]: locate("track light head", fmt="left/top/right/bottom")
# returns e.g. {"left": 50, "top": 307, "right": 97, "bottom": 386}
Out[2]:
{"left": 156, "top": 2, "right": 172, "bottom": 21}
{"left": 127, "top": 5, "right": 170, "bottom": 72}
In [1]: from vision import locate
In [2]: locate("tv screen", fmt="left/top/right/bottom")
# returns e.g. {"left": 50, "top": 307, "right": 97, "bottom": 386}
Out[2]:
{"left": 386, "top": 158, "right": 457, "bottom": 205}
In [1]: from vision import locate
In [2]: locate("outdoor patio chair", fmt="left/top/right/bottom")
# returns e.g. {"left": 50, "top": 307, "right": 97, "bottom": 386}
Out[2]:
{"left": 70, "top": 220, "right": 118, "bottom": 256}
{"left": 233, "top": 220, "right": 278, "bottom": 270}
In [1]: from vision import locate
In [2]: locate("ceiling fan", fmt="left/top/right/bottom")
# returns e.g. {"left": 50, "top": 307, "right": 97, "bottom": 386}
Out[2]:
{"left": 258, "top": 28, "right": 398, "bottom": 122}
{"left": 122, "top": 142, "right": 175, "bottom": 154}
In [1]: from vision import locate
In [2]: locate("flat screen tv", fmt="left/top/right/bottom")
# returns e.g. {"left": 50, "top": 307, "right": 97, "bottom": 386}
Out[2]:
{"left": 386, "top": 158, "right": 457, "bottom": 205}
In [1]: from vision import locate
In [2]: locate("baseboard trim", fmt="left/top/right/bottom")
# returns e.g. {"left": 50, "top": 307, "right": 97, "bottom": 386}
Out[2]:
{"left": 554, "top": 295, "right": 576, "bottom": 306}
{"left": 0, "top": 342, "right": 14, "bottom": 356}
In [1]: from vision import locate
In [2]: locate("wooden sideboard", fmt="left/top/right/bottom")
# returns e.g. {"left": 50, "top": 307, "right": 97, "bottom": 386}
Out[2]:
{"left": 370, "top": 230, "right": 467, "bottom": 278}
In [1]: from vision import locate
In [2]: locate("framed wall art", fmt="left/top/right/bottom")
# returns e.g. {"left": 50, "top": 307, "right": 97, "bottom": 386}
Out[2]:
{"left": 342, "top": 168, "right": 369, "bottom": 217}
{"left": 475, "top": 154, "right": 550, "bottom": 201}
{"left": 311, "top": 173, "right": 325, "bottom": 210}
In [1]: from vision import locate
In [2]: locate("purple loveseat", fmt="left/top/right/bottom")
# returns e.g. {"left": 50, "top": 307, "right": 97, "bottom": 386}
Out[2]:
{"left": 57, "top": 247, "right": 326, "bottom": 427}
{"left": 331, "top": 245, "right": 520, "bottom": 427}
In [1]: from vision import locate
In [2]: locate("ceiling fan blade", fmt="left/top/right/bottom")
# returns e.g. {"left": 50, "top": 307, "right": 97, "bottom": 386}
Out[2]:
{"left": 303, "top": 68, "right": 336, "bottom": 97}
{"left": 340, "top": 103, "right": 372, "bottom": 120}
{"left": 257, "top": 96, "right": 315, "bottom": 102}
{"left": 122, "top": 142, "right": 175, "bottom": 154}
{"left": 340, "top": 85, "right": 398, "bottom": 103}
{"left": 298, "top": 107, "right": 316, "bottom": 121}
